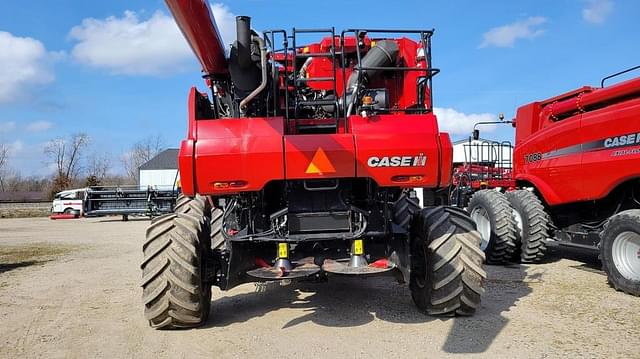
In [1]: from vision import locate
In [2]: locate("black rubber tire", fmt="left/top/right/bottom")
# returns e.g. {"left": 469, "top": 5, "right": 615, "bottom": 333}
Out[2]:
{"left": 600, "top": 210, "right": 640, "bottom": 296}
{"left": 210, "top": 208, "right": 225, "bottom": 250}
{"left": 174, "top": 194, "right": 210, "bottom": 219}
{"left": 141, "top": 212, "right": 212, "bottom": 329}
{"left": 410, "top": 206, "right": 486, "bottom": 316}
{"left": 467, "top": 190, "right": 517, "bottom": 264}
{"left": 393, "top": 193, "right": 421, "bottom": 230}
{"left": 506, "top": 190, "right": 549, "bottom": 263}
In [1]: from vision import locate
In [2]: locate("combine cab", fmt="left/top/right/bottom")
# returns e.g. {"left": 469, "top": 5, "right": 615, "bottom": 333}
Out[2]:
{"left": 140, "top": 0, "right": 486, "bottom": 329}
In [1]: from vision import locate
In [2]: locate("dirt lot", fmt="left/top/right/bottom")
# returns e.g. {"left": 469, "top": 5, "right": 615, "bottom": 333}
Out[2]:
{"left": 0, "top": 217, "right": 639, "bottom": 359}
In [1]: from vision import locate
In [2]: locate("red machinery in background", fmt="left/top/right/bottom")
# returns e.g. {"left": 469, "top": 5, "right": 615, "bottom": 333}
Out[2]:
{"left": 140, "top": 0, "right": 486, "bottom": 329}
{"left": 465, "top": 66, "right": 640, "bottom": 296}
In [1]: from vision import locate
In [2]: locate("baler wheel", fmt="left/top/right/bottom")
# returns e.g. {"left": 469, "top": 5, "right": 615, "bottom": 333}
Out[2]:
{"left": 410, "top": 206, "right": 486, "bottom": 316}
{"left": 467, "top": 190, "right": 517, "bottom": 264}
{"left": 141, "top": 211, "right": 212, "bottom": 329}
{"left": 506, "top": 190, "right": 549, "bottom": 263}
{"left": 600, "top": 210, "right": 640, "bottom": 296}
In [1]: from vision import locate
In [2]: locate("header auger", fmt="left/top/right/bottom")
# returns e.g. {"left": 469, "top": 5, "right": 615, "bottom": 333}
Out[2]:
{"left": 141, "top": 0, "right": 486, "bottom": 329}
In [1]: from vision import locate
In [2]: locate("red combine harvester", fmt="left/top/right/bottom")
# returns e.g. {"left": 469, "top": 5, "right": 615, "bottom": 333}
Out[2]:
{"left": 465, "top": 67, "right": 640, "bottom": 296}
{"left": 141, "top": 0, "right": 486, "bottom": 329}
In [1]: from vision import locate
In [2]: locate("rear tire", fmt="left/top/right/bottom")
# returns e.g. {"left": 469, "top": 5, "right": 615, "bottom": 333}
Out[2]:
{"left": 410, "top": 206, "right": 486, "bottom": 316}
{"left": 506, "top": 190, "right": 549, "bottom": 263}
{"left": 141, "top": 211, "right": 212, "bottom": 329}
{"left": 174, "top": 194, "right": 210, "bottom": 219}
{"left": 600, "top": 210, "right": 640, "bottom": 296}
{"left": 393, "top": 193, "right": 421, "bottom": 230}
{"left": 210, "top": 208, "right": 225, "bottom": 250}
{"left": 467, "top": 190, "right": 517, "bottom": 264}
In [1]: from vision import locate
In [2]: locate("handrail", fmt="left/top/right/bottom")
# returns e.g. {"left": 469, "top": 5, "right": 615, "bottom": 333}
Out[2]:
{"left": 601, "top": 65, "right": 640, "bottom": 88}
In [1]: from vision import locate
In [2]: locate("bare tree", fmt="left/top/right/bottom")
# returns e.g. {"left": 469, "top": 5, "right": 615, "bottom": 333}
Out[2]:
{"left": 87, "top": 152, "right": 111, "bottom": 180}
{"left": 0, "top": 143, "right": 9, "bottom": 192}
{"left": 122, "top": 135, "right": 165, "bottom": 182}
{"left": 85, "top": 152, "right": 111, "bottom": 186}
{"left": 44, "top": 133, "right": 90, "bottom": 192}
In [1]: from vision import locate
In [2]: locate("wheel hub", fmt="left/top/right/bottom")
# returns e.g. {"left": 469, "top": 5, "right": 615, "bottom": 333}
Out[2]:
{"left": 612, "top": 231, "right": 640, "bottom": 281}
{"left": 512, "top": 209, "right": 524, "bottom": 239}
{"left": 470, "top": 207, "right": 491, "bottom": 251}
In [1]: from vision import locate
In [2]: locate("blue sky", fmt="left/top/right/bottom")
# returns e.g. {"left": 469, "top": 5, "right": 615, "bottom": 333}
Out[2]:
{"left": 0, "top": 0, "right": 638, "bottom": 176}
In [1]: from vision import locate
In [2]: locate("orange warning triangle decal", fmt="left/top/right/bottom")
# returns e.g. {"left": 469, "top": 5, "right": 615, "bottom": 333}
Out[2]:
{"left": 306, "top": 148, "right": 336, "bottom": 175}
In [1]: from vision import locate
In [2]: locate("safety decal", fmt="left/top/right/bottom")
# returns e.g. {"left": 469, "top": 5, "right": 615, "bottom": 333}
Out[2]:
{"left": 306, "top": 148, "right": 336, "bottom": 175}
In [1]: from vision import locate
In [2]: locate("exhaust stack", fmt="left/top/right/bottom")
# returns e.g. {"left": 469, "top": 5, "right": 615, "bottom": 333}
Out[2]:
{"left": 235, "top": 16, "right": 252, "bottom": 69}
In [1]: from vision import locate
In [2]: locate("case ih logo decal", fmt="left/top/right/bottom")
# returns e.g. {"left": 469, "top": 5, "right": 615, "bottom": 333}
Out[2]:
{"left": 367, "top": 153, "right": 427, "bottom": 168}
{"left": 604, "top": 133, "right": 640, "bottom": 148}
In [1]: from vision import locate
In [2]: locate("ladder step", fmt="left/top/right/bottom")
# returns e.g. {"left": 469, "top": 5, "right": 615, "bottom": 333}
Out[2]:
{"left": 297, "top": 77, "right": 335, "bottom": 82}
{"left": 296, "top": 53, "right": 340, "bottom": 58}
{"left": 297, "top": 100, "right": 337, "bottom": 107}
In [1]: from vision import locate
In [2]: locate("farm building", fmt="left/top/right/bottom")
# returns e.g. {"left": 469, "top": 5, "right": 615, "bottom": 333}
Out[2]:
{"left": 138, "top": 149, "right": 179, "bottom": 190}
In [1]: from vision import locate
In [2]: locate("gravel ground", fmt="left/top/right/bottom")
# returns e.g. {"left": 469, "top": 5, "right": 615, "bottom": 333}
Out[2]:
{"left": 0, "top": 217, "right": 639, "bottom": 359}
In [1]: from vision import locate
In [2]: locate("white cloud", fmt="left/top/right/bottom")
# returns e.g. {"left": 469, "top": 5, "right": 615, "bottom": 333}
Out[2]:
{"left": 210, "top": 3, "right": 236, "bottom": 49}
{"left": 69, "top": 4, "right": 236, "bottom": 76}
{"left": 26, "top": 120, "right": 53, "bottom": 132}
{"left": 0, "top": 121, "right": 17, "bottom": 133}
{"left": 583, "top": 0, "right": 613, "bottom": 24}
{"left": 434, "top": 107, "right": 496, "bottom": 135}
{"left": 480, "top": 17, "right": 547, "bottom": 48}
{"left": 0, "top": 32, "right": 56, "bottom": 103}
{"left": 7, "top": 140, "right": 24, "bottom": 155}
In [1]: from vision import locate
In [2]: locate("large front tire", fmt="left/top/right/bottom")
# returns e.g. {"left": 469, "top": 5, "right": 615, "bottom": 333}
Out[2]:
{"left": 141, "top": 212, "right": 212, "bottom": 329}
{"left": 600, "top": 210, "right": 640, "bottom": 296}
{"left": 410, "top": 206, "right": 486, "bottom": 316}
{"left": 468, "top": 190, "right": 517, "bottom": 264}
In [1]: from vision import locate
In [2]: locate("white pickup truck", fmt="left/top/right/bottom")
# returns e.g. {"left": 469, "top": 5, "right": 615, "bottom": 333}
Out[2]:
{"left": 51, "top": 188, "right": 86, "bottom": 216}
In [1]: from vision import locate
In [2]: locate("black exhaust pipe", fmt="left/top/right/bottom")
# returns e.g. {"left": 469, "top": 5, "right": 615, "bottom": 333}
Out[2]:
{"left": 236, "top": 16, "right": 251, "bottom": 69}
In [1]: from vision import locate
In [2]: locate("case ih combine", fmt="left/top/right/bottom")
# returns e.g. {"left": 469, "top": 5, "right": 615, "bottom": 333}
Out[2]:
{"left": 141, "top": 0, "right": 486, "bottom": 329}
{"left": 462, "top": 69, "right": 640, "bottom": 296}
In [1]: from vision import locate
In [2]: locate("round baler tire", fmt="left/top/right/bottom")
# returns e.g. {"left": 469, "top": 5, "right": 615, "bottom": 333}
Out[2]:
{"left": 600, "top": 210, "right": 640, "bottom": 296}
{"left": 410, "top": 206, "right": 486, "bottom": 316}
{"left": 141, "top": 212, "right": 212, "bottom": 329}
{"left": 506, "top": 190, "right": 549, "bottom": 263}
{"left": 467, "top": 190, "right": 517, "bottom": 264}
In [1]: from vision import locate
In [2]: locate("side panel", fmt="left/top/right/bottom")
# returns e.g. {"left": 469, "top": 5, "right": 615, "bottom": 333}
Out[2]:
{"left": 351, "top": 114, "right": 440, "bottom": 188}
{"left": 580, "top": 98, "right": 640, "bottom": 200}
{"left": 193, "top": 118, "right": 285, "bottom": 195}
{"left": 284, "top": 134, "right": 355, "bottom": 179}
{"left": 514, "top": 115, "right": 583, "bottom": 205}
{"left": 178, "top": 139, "right": 196, "bottom": 195}
{"left": 438, "top": 133, "right": 453, "bottom": 187}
